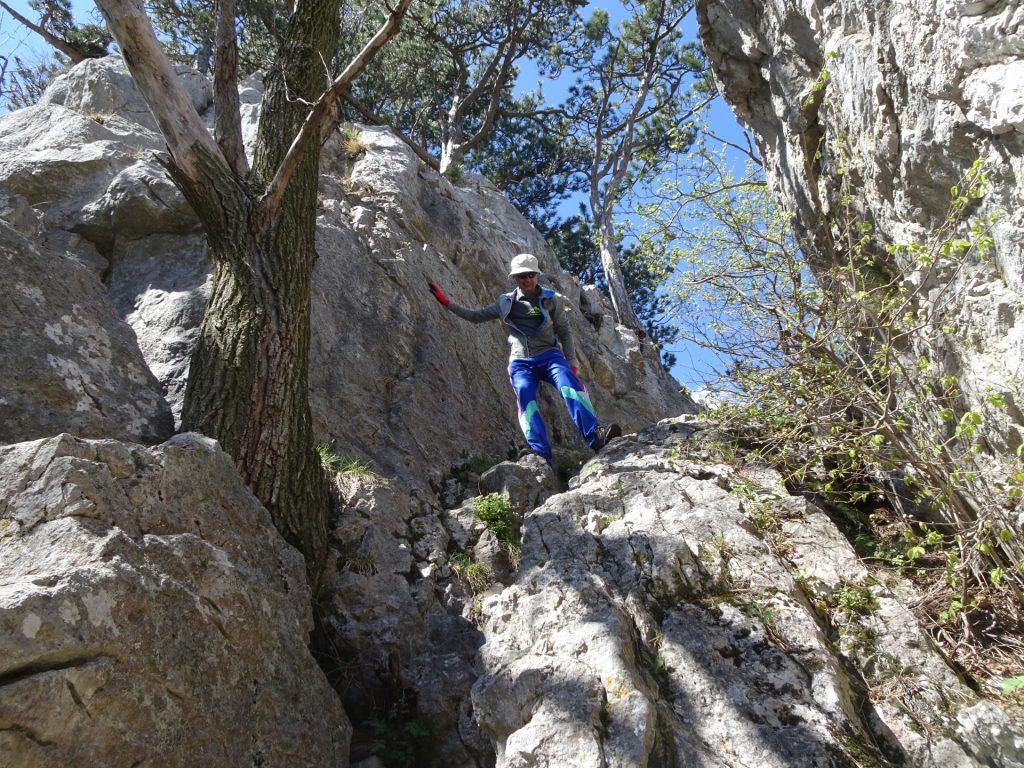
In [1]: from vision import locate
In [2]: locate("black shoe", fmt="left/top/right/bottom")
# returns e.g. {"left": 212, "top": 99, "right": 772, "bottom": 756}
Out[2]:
{"left": 592, "top": 423, "right": 622, "bottom": 451}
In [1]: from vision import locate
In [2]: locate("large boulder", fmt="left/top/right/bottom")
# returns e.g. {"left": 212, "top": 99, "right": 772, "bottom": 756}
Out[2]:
{"left": 0, "top": 213, "right": 173, "bottom": 445}
{"left": 0, "top": 433, "right": 350, "bottom": 766}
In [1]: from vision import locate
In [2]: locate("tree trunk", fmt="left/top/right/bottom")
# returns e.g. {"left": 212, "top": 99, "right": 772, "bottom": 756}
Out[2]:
{"left": 93, "top": 0, "right": 412, "bottom": 591}
{"left": 439, "top": 100, "right": 464, "bottom": 174}
{"left": 177, "top": 0, "right": 342, "bottom": 588}
{"left": 180, "top": 198, "right": 329, "bottom": 586}
{"left": 92, "top": 0, "right": 417, "bottom": 591}
{"left": 595, "top": 208, "right": 642, "bottom": 331}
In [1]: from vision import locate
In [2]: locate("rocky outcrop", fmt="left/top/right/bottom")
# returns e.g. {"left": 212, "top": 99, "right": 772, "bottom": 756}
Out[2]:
{"left": 0, "top": 433, "right": 350, "bottom": 766}
{"left": 0, "top": 57, "right": 693, "bottom": 486}
{"left": 321, "top": 456, "right": 558, "bottom": 766}
{"left": 0, "top": 56, "right": 696, "bottom": 768}
{"left": 0, "top": 213, "right": 173, "bottom": 445}
{"left": 696, "top": 0, "right": 1024, "bottom": 450}
{"left": 471, "top": 421, "right": 1024, "bottom": 767}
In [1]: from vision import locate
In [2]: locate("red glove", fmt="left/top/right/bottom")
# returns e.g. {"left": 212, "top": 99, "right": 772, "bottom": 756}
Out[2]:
{"left": 428, "top": 281, "right": 450, "bottom": 306}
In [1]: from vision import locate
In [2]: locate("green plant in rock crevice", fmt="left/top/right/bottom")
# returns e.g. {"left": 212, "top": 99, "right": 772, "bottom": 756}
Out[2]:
{"left": 318, "top": 444, "right": 377, "bottom": 477}
{"left": 448, "top": 551, "right": 493, "bottom": 593}
{"left": 340, "top": 126, "right": 368, "bottom": 158}
{"left": 824, "top": 583, "right": 878, "bottom": 618}
{"left": 730, "top": 477, "right": 784, "bottom": 534}
{"left": 448, "top": 453, "right": 496, "bottom": 485}
{"left": 362, "top": 705, "right": 433, "bottom": 768}
{"left": 636, "top": 641, "right": 674, "bottom": 692}
{"left": 473, "top": 493, "right": 521, "bottom": 560}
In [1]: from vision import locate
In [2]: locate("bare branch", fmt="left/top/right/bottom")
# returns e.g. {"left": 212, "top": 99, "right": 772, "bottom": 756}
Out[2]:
{"left": 0, "top": 0, "right": 88, "bottom": 63}
{"left": 455, "top": 41, "right": 521, "bottom": 156}
{"left": 94, "top": 0, "right": 226, "bottom": 184}
{"left": 705, "top": 128, "right": 761, "bottom": 166}
{"left": 341, "top": 89, "right": 439, "bottom": 170}
{"left": 259, "top": 0, "right": 413, "bottom": 217}
{"left": 213, "top": 0, "right": 248, "bottom": 175}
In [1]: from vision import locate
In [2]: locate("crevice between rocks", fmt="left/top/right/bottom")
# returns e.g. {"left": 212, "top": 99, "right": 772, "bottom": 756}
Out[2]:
{"left": 0, "top": 650, "right": 114, "bottom": 691}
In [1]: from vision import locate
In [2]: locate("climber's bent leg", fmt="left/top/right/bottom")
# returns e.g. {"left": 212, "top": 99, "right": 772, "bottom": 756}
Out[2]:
{"left": 509, "top": 359, "right": 551, "bottom": 463}
{"left": 536, "top": 349, "right": 599, "bottom": 448}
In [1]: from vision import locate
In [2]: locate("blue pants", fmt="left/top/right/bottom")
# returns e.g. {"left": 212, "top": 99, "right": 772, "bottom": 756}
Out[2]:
{"left": 508, "top": 349, "right": 599, "bottom": 462}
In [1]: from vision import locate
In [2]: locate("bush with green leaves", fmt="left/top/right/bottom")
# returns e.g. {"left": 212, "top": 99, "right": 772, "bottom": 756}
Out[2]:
{"left": 638, "top": 107, "right": 1021, "bottom": 678}
{"left": 472, "top": 493, "right": 519, "bottom": 557}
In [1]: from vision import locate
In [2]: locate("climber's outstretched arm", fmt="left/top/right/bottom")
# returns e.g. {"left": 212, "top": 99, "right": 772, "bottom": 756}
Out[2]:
{"left": 428, "top": 281, "right": 501, "bottom": 323}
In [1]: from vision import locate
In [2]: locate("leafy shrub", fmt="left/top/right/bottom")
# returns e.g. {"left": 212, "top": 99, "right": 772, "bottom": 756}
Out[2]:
{"left": 472, "top": 493, "right": 519, "bottom": 555}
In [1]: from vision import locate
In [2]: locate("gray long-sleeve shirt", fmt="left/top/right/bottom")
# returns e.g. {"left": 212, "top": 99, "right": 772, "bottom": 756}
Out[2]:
{"left": 447, "top": 286, "right": 576, "bottom": 363}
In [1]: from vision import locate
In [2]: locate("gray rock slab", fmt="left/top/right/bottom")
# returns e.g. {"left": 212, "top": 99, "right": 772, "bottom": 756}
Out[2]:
{"left": 0, "top": 433, "right": 350, "bottom": 766}
{"left": 0, "top": 221, "right": 173, "bottom": 444}
{"left": 472, "top": 421, "right": 1023, "bottom": 767}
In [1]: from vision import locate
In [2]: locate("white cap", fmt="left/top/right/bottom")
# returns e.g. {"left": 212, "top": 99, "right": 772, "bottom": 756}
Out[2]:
{"left": 508, "top": 253, "right": 542, "bottom": 278}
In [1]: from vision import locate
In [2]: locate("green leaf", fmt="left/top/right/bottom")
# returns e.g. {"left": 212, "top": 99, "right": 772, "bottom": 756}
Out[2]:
{"left": 1000, "top": 676, "right": 1024, "bottom": 695}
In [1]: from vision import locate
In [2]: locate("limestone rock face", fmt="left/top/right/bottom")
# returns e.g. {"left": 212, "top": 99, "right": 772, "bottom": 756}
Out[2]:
{"left": 0, "top": 433, "right": 350, "bottom": 767}
{"left": 696, "top": 0, "right": 1024, "bottom": 449}
{"left": 323, "top": 457, "right": 557, "bottom": 766}
{"left": 471, "top": 422, "right": 1024, "bottom": 767}
{"left": 0, "top": 216, "right": 173, "bottom": 444}
{"left": 310, "top": 124, "right": 689, "bottom": 486}
{"left": 0, "top": 56, "right": 693, "bottom": 481}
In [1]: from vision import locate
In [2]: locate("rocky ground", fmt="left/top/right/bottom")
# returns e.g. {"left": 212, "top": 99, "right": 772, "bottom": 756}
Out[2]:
{"left": 324, "top": 419, "right": 1023, "bottom": 767}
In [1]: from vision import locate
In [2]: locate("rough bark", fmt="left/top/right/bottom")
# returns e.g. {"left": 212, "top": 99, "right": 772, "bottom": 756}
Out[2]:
{"left": 259, "top": 0, "right": 412, "bottom": 217}
{"left": 180, "top": 0, "right": 344, "bottom": 584}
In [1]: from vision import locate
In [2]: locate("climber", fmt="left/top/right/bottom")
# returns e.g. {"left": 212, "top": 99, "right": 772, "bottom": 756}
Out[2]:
{"left": 428, "top": 252, "right": 622, "bottom": 465}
